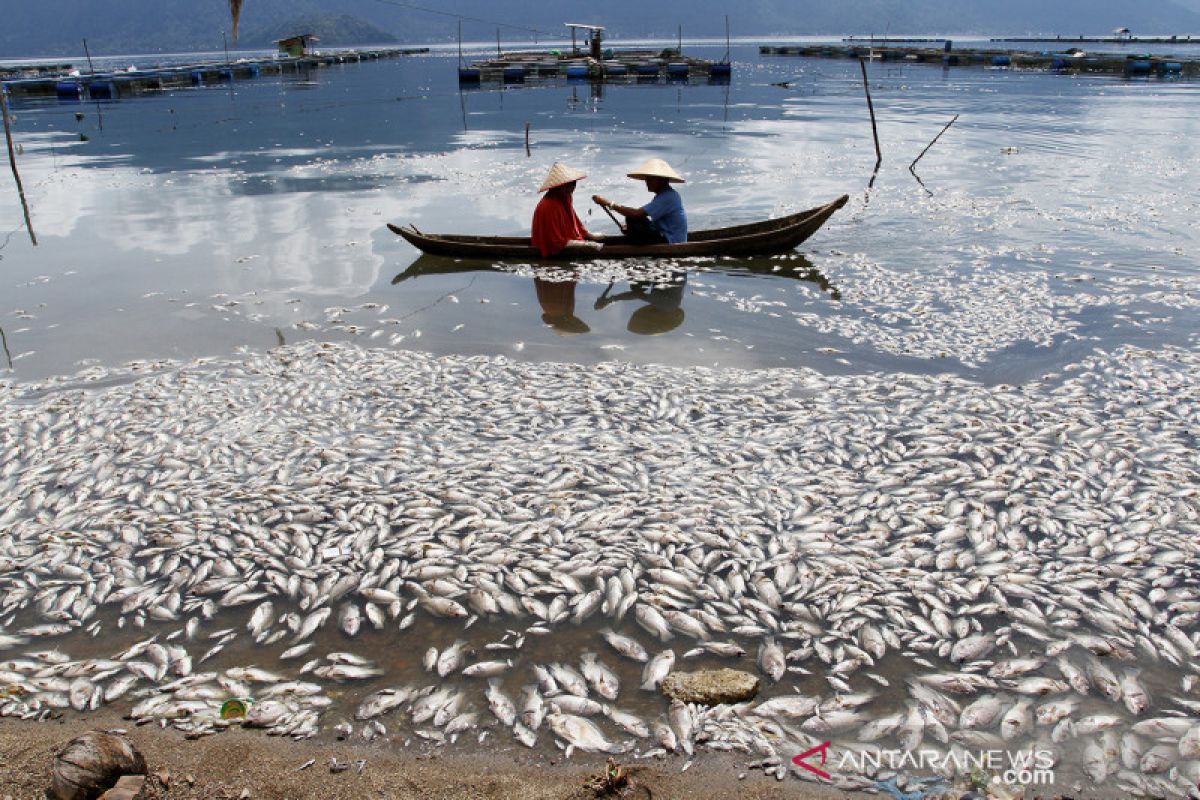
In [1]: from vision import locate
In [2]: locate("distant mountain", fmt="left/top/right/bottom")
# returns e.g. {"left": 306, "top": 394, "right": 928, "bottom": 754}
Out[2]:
{"left": 240, "top": 15, "right": 399, "bottom": 49}
{"left": 2, "top": 0, "right": 1199, "bottom": 57}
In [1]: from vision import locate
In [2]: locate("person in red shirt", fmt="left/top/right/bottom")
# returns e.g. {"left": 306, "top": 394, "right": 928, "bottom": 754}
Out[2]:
{"left": 531, "top": 162, "right": 604, "bottom": 258}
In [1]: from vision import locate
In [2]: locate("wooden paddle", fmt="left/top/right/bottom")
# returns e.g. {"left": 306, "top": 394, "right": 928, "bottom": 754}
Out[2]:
{"left": 599, "top": 202, "right": 626, "bottom": 234}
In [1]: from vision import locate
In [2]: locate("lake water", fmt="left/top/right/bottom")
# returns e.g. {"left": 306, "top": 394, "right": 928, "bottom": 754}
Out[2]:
{"left": 2, "top": 43, "right": 1199, "bottom": 798}
{"left": 2, "top": 43, "right": 1196, "bottom": 384}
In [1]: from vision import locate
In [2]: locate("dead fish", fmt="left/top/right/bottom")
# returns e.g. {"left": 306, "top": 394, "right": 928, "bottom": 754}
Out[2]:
{"left": 1000, "top": 699, "right": 1033, "bottom": 740}
{"left": 1055, "top": 656, "right": 1090, "bottom": 695}
{"left": 547, "top": 711, "right": 630, "bottom": 754}
{"left": 653, "top": 719, "right": 677, "bottom": 752}
{"left": 248, "top": 601, "right": 274, "bottom": 640}
{"left": 754, "top": 695, "right": 819, "bottom": 719}
{"left": 600, "top": 629, "right": 649, "bottom": 663}
{"left": 579, "top": 652, "right": 619, "bottom": 701}
{"left": 959, "top": 694, "right": 1007, "bottom": 730}
{"left": 551, "top": 695, "right": 605, "bottom": 717}
{"left": 757, "top": 638, "right": 785, "bottom": 683}
{"left": 604, "top": 706, "right": 650, "bottom": 738}
{"left": 312, "top": 664, "right": 382, "bottom": 681}
{"left": 520, "top": 685, "right": 545, "bottom": 731}
{"left": 641, "top": 650, "right": 675, "bottom": 691}
{"left": 437, "top": 640, "right": 469, "bottom": 677}
{"left": 1120, "top": 669, "right": 1149, "bottom": 715}
{"left": 292, "top": 608, "right": 331, "bottom": 643}
{"left": 549, "top": 663, "right": 589, "bottom": 698}
{"left": 950, "top": 634, "right": 995, "bottom": 663}
{"left": 462, "top": 659, "right": 513, "bottom": 678}
{"left": 684, "top": 641, "right": 746, "bottom": 659}
{"left": 356, "top": 688, "right": 411, "bottom": 720}
{"left": 1086, "top": 659, "right": 1123, "bottom": 703}
{"left": 634, "top": 605, "right": 673, "bottom": 642}
{"left": 668, "top": 700, "right": 694, "bottom": 756}
{"left": 338, "top": 603, "right": 362, "bottom": 637}
{"left": 279, "top": 643, "right": 314, "bottom": 661}
{"left": 1034, "top": 697, "right": 1079, "bottom": 727}
{"left": 486, "top": 679, "right": 517, "bottom": 727}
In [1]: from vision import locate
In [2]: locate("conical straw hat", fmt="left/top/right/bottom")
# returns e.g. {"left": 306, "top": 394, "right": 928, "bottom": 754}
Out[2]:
{"left": 538, "top": 161, "right": 587, "bottom": 192}
{"left": 627, "top": 305, "right": 685, "bottom": 335}
{"left": 626, "top": 158, "right": 685, "bottom": 183}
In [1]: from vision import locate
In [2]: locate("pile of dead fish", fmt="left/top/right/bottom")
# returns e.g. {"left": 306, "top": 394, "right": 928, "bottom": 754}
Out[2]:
{"left": 1, "top": 340, "right": 1198, "bottom": 797}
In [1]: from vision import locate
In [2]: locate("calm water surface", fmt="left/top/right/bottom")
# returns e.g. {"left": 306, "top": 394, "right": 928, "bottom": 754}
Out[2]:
{"left": 1, "top": 43, "right": 1197, "bottom": 384}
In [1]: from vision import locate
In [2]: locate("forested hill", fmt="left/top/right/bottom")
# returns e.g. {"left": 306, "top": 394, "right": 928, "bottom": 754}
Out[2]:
{"left": 3, "top": 0, "right": 1199, "bottom": 58}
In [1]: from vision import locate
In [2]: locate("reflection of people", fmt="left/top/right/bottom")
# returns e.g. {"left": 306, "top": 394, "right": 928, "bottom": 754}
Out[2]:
{"left": 535, "top": 277, "right": 590, "bottom": 335}
{"left": 594, "top": 273, "right": 686, "bottom": 335}
{"left": 592, "top": 159, "right": 688, "bottom": 245}
{"left": 531, "top": 162, "right": 604, "bottom": 258}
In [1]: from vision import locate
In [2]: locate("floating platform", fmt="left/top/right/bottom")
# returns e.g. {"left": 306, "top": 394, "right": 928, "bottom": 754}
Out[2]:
{"left": 991, "top": 35, "right": 1199, "bottom": 44}
{"left": 0, "top": 62, "right": 76, "bottom": 81}
{"left": 760, "top": 44, "right": 1200, "bottom": 78}
{"left": 460, "top": 49, "right": 729, "bottom": 85}
{"left": 1, "top": 47, "right": 430, "bottom": 100}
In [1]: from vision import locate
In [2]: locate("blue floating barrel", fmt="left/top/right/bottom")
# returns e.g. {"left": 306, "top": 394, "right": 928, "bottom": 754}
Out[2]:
{"left": 991, "top": 55, "right": 1011, "bottom": 67}
{"left": 1159, "top": 61, "right": 1182, "bottom": 74}
{"left": 709, "top": 62, "right": 732, "bottom": 77}
{"left": 217, "top": 68, "right": 233, "bottom": 82}
{"left": 457, "top": 67, "right": 481, "bottom": 83}
{"left": 635, "top": 62, "right": 660, "bottom": 76}
{"left": 56, "top": 81, "right": 82, "bottom": 100}
{"left": 565, "top": 64, "right": 590, "bottom": 79}
{"left": 246, "top": 64, "right": 261, "bottom": 77}
{"left": 666, "top": 62, "right": 690, "bottom": 78}
{"left": 1051, "top": 58, "right": 1068, "bottom": 71}
{"left": 85, "top": 80, "right": 117, "bottom": 100}
{"left": 603, "top": 62, "right": 627, "bottom": 76}
{"left": 190, "top": 69, "right": 205, "bottom": 85}
{"left": 1125, "top": 59, "right": 1152, "bottom": 75}
{"left": 502, "top": 65, "right": 526, "bottom": 82}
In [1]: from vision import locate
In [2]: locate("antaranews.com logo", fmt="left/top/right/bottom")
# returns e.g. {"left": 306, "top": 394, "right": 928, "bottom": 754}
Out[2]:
{"left": 793, "top": 741, "right": 1055, "bottom": 788}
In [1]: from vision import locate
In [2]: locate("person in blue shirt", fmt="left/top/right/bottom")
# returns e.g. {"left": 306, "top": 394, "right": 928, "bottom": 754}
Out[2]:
{"left": 592, "top": 158, "right": 688, "bottom": 244}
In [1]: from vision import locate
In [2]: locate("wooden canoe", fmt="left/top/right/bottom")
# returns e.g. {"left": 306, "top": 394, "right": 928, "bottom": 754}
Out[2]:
{"left": 387, "top": 194, "right": 849, "bottom": 259}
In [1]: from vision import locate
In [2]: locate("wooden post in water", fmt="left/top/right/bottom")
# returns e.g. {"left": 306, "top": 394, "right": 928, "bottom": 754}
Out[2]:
{"left": 678, "top": 25, "right": 683, "bottom": 56}
{"left": 859, "top": 58, "right": 882, "bottom": 169}
{"left": 223, "top": 31, "right": 235, "bottom": 99}
{"left": 0, "top": 325, "right": 13, "bottom": 370}
{"left": 524, "top": 122, "right": 531, "bottom": 157}
{"left": 496, "top": 28, "right": 501, "bottom": 59}
{"left": 0, "top": 88, "right": 37, "bottom": 245}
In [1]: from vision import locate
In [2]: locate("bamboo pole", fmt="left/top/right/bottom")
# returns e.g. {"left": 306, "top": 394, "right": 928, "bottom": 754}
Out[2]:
{"left": 0, "top": 88, "right": 37, "bottom": 245}
{"left": 858, "top": 58, "right": 882, "bottom": 169}
{"left": 910, "top": 114, "right": 959, "bottom": 171}
{"left": 82, "top": 38, "right": 96, "bottom": 75}
{"left": 0, "top": 325, "right": 12, "bottom": 370}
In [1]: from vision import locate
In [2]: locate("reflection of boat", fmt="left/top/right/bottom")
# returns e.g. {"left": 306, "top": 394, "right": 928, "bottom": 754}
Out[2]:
{"left": 386, "top": 195, "right": 848, "bottom": 260}
{"left": 391, "top": 252, "right": 840, "bottom": 300}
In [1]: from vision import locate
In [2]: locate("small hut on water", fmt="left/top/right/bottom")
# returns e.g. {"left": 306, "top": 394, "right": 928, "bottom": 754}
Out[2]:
{"left": 277, "top": 34, "right": 320, "bottom": 57}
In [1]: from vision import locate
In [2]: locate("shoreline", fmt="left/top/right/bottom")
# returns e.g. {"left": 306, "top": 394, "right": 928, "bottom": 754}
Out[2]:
{"left": 0, "top": 712, "right": 855, "bottom": 800}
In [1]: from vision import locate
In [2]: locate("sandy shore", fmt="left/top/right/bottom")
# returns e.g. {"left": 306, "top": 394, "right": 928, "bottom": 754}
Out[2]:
{"left": 0, "top": 712, "right": 860, "bottom": 800}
